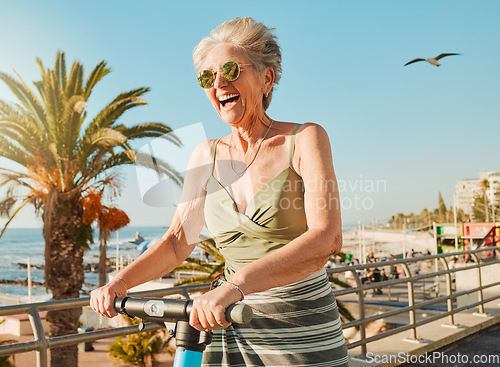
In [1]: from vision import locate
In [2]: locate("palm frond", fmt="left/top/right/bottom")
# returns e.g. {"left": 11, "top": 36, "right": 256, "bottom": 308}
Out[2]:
{"left": 0, "top": 171, "right": 29, "bottom": 191}
{"left": 134, "top": 151, "right": 183, "bottom": 186}
{"left": 83, "top": 60, "right": 111, "bottom": 100}
{"left": 65, "top": 61, "right": 84, "bottom": 100}
{"left": 111, "top": 87, "right": 150, "bottom": 104}
{"left": 0, "top": 197, "right": 31, "bottom": 240}
{"left": 0, "top": 135, "right": 31, "bottom": 166}
{"left": 0, "top": 197, "right": 16, "bottom": 217}
{"left": 0, "top": 71, "right": 47, "bottom": 127}
{"left": 47, "top": 142, "right": 65, "bottom": 190}
{"left": 60, "top": 95, "right": 86, "bottom": 158}
{"left": 197, "top": 239, "right": 225, "bottom": 261}
{"left": 54, "top": 52, "right": 68, "bottom": 92}
{"left": 43, "top": 70, "right": 65, "bottom": 141}
{"left": 89, "top": 128, "right": 128, "bottom": 147}
{"left": 75, "top": 149, "right": 110, "bottom": 185}
{"left": 35, "top": 58, "right": 47, "bottom": 81}
{"left": 116, "top": 123, "right": 182, "bottom": 147}
{"left": 0, "top": 101, "right": 46, "bottom": 147}
{"left": 0, "top": 122, "right": 32, "bottom": 151}
{"left": 337, "top": 299, "right": 355, "bottom": 322}
{"left": 174, "top": 276, "right": 213, "bottom": 287}
{"left": 84, "top": 92, "right": 149, "bottom": 137}
{"left": 328, "top": 275, "right": 352, "bottom": 289}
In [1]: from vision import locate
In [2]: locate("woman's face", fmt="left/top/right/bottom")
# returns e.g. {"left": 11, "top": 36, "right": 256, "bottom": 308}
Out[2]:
{"left": 202, "top": 43, "right": 270, "bottom": 127}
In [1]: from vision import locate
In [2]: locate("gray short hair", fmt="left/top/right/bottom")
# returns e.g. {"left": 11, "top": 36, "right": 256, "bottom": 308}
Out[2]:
{"left": 193, "top": 17, "right": 282, "bottom": 111}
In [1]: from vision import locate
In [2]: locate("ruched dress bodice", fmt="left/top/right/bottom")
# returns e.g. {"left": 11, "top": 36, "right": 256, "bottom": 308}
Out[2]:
{"left": 203, "top": 124, "right": 307, "bottom": 278}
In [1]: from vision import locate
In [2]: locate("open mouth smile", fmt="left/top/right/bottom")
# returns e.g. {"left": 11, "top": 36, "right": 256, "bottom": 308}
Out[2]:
{"left": 218, "top": 93, "right": 240, "bottom": 108}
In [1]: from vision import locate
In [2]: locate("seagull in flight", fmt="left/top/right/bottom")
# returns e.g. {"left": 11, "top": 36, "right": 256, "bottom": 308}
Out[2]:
{"left": 404, "top": 53, "right": 461, "bottom": 67}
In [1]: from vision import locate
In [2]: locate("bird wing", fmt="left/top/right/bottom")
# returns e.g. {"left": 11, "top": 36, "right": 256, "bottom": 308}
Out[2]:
{"left": 404, "top": 58, "right": 425, "bottom": 66}
{"left": 435, "top": 53, "right": 461, "bottom": 60}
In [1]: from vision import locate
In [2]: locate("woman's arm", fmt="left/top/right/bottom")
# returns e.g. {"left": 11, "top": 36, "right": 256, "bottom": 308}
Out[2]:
{"left": 90, "top": 140, "right": 213, "bottom": 318}
{"left": 189, "top": 123, "right": 343, "bottom": 330}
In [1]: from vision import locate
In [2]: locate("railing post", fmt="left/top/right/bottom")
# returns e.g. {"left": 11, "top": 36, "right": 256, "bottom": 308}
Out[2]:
{"left": 400, "top": 262, "right": 419, "bottom": 341}
{"left": 438, "top": 255, "right": 456, "bottom": 327}
{"left": 28, "top": 306, "right": 48, "bottom": 367}
{"left": 471, "top": 252, "right": 487, "bottom": 315}
{"left": 351, "top": 269, "right": 367, "bottom": 358}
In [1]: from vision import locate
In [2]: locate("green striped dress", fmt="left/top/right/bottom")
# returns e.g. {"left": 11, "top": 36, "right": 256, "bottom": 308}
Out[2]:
{"left": 202, "top": 124, "right": 348, "bottom": 366}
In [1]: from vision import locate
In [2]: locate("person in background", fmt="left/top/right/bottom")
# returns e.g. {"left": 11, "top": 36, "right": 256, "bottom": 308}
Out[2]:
{"left": 134, "top": 232, "right": 144, "bottom": 242}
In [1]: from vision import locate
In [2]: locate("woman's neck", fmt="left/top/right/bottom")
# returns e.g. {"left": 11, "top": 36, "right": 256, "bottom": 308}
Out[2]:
{"left": 229, "top": 115, "right": 273, "bottom": 154}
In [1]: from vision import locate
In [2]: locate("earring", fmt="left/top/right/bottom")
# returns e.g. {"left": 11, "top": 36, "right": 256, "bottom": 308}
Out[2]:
{"left": 265, "top": 92, "right": 269, "bottom": 98}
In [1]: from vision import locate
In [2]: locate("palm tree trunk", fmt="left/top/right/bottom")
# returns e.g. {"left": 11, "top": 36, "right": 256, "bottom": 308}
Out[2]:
{"left": 43, "top": 189, "right": 90, "bottom": 367}
{"left": 99, "top": 238, "right": 107, "bottom": 287}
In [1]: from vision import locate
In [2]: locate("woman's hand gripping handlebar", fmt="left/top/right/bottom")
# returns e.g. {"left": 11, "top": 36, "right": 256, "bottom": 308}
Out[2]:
{"left": 114, "top": 297, "right": 253, "bottom": 325}
{"left": 114, "top": 297, "right": 252, "bottom": 355}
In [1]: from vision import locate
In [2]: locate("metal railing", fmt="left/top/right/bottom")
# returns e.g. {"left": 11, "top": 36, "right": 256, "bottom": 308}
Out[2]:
{"left": 1, "top": 246, "right": 499, "bottom": 366}
{"left": 334, "top": 245, "right": 500, "bottom": 358}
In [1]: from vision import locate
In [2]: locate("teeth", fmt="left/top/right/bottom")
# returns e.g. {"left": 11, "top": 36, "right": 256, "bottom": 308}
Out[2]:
{"left": 218, "top": 93, "right": 239, "bottom": 102}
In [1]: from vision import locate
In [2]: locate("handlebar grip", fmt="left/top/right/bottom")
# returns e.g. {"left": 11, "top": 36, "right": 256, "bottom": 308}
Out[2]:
{"left": 114, "top": 297, "right": 253, "bottom": 324}
{"left": 226, "top": 303, "right": 253, "bottom": 324}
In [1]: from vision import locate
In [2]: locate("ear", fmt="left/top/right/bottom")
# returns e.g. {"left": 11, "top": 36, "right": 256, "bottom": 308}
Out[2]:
{"left": 262, "top": 67, "right": 274, "bottom": 94}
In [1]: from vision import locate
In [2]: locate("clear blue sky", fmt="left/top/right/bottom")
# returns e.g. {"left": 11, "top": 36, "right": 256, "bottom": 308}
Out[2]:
{"left": 1, "top": 0, "right": 499, "bottom": 229}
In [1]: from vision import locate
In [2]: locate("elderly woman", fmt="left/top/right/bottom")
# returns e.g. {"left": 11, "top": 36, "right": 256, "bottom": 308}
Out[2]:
{"left": 91, "top": 17, "right": 348, "bottom": 366}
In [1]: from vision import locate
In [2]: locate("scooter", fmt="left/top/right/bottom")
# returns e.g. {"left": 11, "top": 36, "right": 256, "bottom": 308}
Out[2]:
{"left": 114, "top": 297, "right": 252, "bottom": 367}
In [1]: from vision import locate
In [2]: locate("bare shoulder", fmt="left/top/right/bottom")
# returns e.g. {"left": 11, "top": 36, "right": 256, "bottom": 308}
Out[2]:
{"left": 188, "top": 139, "right": 217, "bottom": 167}
{"left": 294, "top": 122, "right": 332, "bottom": 157}
{"left": 183, "top": 139, "right": 218, "bottom": 190}
{"left": 295, "top": 122, "right": 330, "bottom": 144}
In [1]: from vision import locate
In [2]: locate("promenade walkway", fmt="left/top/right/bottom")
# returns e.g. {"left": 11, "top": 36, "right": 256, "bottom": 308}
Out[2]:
{"left": 2, "top": 335, "right": 175, "bottom": 366}
{"left": 408, "top": 322, "right": 500, "bottom": 367}
{"left": 346, "top": 298, "right": 500, "bottom": 366}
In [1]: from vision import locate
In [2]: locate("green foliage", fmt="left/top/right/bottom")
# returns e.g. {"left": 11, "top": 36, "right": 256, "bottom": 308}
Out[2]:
{"left": 472, "top": 193, "right": 488, "bottom": 222}
{"left": 335, "top": 251, "right": 346, "bottom": 262}
{"left": 0, "top": 336, "right": 16, "bottom": 367}
{"left": 173, "top": 237, "right": 225, "bottom": 286}
{"left": 73, "top": 223, "right": 93, "bottom": 249}
{"left": 327, "top": 274, "right": 356, "bottom": 323}
{"left": 108, "top": 317, "right": 170, "bottom": 367}
{"left": 386, "top": 193, "right": 470, "bottom": 230}
{"left": 438, "top": 192, "right": 447, "bottom": 218}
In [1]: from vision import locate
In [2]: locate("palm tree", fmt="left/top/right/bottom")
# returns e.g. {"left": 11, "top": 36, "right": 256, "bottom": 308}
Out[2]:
{"left": 173, "top": 237, "right": 225, "bottom": 286}
{"left": 481, "top": 179, "right": 490, "bottom": 222}
{"left": 0, "top": 52, "right": 182, "bottom": 366}
{"left": 80, "top": 188, "right": 130, "bottom": 286}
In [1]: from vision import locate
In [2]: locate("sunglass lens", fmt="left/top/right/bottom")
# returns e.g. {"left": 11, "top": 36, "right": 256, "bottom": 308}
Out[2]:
{"left": 221, "top": 62, "right": 239, "bottom": 81}
{"left": 197, "top": 70, "right": 214, "bottom": 88}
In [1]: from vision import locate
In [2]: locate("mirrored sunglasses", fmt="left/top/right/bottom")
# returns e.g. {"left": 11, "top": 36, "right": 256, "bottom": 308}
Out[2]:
{"left": 197, "top": 61, "right": 248, "bottom": 89}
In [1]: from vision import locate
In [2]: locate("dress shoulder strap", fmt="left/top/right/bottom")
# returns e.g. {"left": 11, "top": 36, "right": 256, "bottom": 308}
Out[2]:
{"left": 289, "top": 124, "right": 303, "bottom": 166}
{"left": 210, "top": 138, "right": 221, "bottom": 176}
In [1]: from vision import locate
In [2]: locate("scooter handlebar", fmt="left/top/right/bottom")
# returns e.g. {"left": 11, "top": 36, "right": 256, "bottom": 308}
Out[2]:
{"left": 114, "top": 297, "right": 253, "bottom": 324}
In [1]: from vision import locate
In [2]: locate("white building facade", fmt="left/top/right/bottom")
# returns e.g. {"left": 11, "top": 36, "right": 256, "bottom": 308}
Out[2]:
{"left": 455, "top": 171, "right": 500, "bottom": 218}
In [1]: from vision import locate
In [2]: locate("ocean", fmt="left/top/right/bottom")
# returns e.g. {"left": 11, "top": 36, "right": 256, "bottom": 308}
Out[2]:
{"left": 1, "top": 225, "right": 359, "bottom": 304}
{"left": 0, "top": 226, "right": 169, "bottom": 303}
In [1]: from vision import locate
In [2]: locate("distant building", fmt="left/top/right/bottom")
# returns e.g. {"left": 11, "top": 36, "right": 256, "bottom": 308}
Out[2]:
{"left": 484, "top": 172, "right": 500, "bottom": 208}
{"left": 455, "top": 179, "right": 481, "bottom": 217}
{"left": 455, "top": 171, "right": 500, "bottom": 217}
